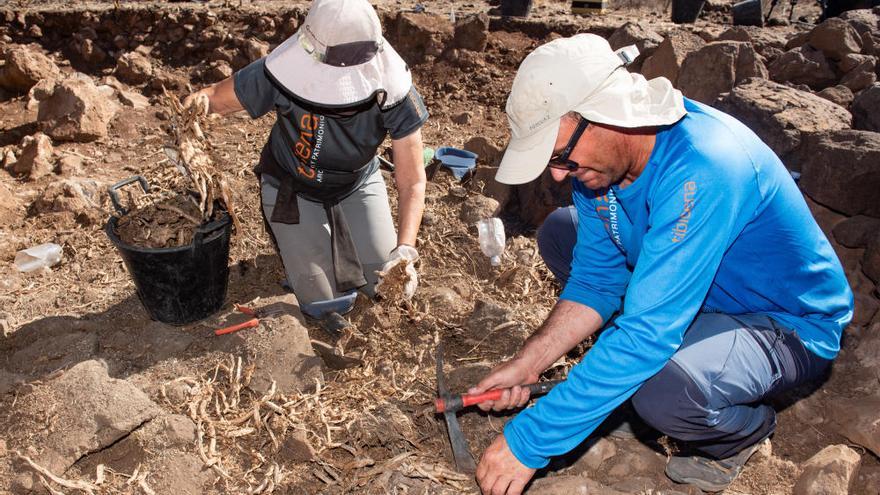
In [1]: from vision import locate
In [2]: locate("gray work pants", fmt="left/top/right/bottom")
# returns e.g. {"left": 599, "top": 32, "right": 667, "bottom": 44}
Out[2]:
{"left": 260, "top": 169, "right": 397, "bottom": 317}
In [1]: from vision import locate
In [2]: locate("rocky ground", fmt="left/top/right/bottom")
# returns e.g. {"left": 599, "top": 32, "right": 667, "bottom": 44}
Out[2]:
{"left": 0, "top": 0, "right": 879, "bottom": 493}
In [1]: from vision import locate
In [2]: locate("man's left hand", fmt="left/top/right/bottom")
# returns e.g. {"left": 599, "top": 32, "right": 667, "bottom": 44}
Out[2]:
{"left": 476, "top": 434, "right": 536, "bottom": 495}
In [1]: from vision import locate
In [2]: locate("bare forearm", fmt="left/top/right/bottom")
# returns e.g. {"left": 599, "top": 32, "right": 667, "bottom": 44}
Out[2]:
{"left": 391, "top": 132, "right": 426, "bottom": 247}
{"left": 202, "top": 76, "right": 244, "bottom": 116}
{"left": 397, "top": 183, "right": 425, "bottom": 246}
{"left": 516, "top": 300, "right": 604, "bottom": 376}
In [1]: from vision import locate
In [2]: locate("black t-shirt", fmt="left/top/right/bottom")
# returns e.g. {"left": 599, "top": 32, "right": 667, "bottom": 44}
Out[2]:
{"left": 234, "top": 58, "right": 429, "bottom": 194}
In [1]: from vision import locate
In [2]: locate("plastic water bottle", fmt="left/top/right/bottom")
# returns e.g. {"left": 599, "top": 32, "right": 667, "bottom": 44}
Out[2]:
{"left": 14, "top": 242, "right": 62, "bottom": 272}
{"left": 477, "top": 218, "right": 506, "bottom": 266}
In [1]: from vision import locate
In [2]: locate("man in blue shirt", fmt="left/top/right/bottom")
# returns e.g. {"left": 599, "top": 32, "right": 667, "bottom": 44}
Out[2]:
{"left": 471, "top": 34, "right": 853, "bottom": 494}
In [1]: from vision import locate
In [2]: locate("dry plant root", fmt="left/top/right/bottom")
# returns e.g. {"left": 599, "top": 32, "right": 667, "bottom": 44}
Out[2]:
{"left": 160, "top": 87, "right": 242, "bottom": 234}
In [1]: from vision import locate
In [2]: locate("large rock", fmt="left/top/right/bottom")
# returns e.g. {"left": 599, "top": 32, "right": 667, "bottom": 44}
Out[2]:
{"left": 793, "top": 444, "right": 861, "bottom": 495}
{"left": 510, "top": 168, "right": 573, "bottom": 228}
{"left": 839, "top": 8, "right": 880, "bottom": 36}
{"left": 864, "top": 232, "right": 880, "bottom": 283}
{"left": 716, "top": 79, "right": 851, "bottom": 160}
{"left": 528, "top": 475, "right": 626, "bottom": 495}
{"left": 852, "top": 83, "right": 880, "bottom": 131}
{"left": 460, "top": 193, "right": 499, "bottom": 225}
{"left": 463, "top": 136, "right": 503, "bottom": 166}
{"left": 833, "top": 215, "right": 880, "bottom": 248}
{"left": 828, "top": 395, "right": 880, "bottom": 457}
{"left": 394, "top": 12, "right": 452, "bottom": 65}
{"left": 0, "top": 180, "right": 22, "bottom": 230}
{"left": 838, "top": 55, "right": 877, "bottom": 91}
{"left": 37, "top": 75, "right": 120, "bottom": 142}
{"left": 3, "top": 360, "right": 162, "bottom": 493}
{"left": 816, "top": 84, "right": 854, "bottom": 107}
{"left": 31, "top": 178, "right": 105, "bottom": 226}
{"left": 791, "top": 130, "right": 880, "bottom": 217}
{"left": 0, "top": 45, "right": 60, "bottom": 92}
{"left": 452, "top": 13, "right": 489, "bottom": 52}
{"left": 641, "top": 31, "right": 705, "bottom": 86}
{"left": 854, "top": 315, "right": 880, "bottom": 374}
{"left": 238, "top": 294, "right": 324, "bottom": 395}
{"left": 678, "top": 41, "right": 768, "bottom": 104}
{"left": 115, "top": 51, "right": 153, "bottom": 85}
{"left": 608, "top": 22, "right": 663, "bottom": 52}
{"left": 808, "top": 17, "right": 864, "bottom": 61}
{"left": 10, "top": 132, "right": 54, "bottom": 180}
{"left": 768, "top": 45, "right": 839, "bottom": 90}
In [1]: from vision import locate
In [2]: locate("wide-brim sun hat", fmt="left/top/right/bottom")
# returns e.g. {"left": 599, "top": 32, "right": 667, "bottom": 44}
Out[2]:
{"left": 265, "top": 0, "right": 412, "bottom": 109}
{"left": 495, "top": 33, "right": 687, "bottom": 185}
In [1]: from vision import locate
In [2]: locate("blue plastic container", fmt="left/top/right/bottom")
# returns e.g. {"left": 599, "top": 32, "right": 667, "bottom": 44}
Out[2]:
{"left": 435, "top": 147, "right": 478, "bottom": 180}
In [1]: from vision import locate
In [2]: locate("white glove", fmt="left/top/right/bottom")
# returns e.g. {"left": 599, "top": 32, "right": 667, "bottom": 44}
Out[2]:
{"left": 183, "top": 91, "right": 210, "bottom": 117}
{"left": 377, "top": 245, "right": 419, "bottom": 299}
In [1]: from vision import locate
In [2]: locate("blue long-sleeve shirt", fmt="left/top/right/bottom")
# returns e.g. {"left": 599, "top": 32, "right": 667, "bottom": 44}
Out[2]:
{"left": 505, "top": 98, "right": 854, "bottom": 469}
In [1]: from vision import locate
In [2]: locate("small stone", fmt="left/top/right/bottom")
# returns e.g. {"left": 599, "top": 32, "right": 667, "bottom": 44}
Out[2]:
{"left": 205, "top": 60, "right": 233, "bottom": 83}
{"left": 115, "top": 51, "right": 153, "bottom": 85}
{"left": 243, "top": 38, "right": 270, "bottom": 62}
{"left": 55, "top": 155, "right": 84, "bottom": 175}
{"left": 278, "top": 430, "right": 315, "bottom": 462}
{"left": 12, "top": 132, "right": 54, "bottom": 180}
{"left": 816, "top": 85, "right": 854, "bottom": 108}
{"left": 117, "top": 89, "right": 150, "bottom": 109}
{"left": 452, "top": 111, "right": 472, "bottom": 125}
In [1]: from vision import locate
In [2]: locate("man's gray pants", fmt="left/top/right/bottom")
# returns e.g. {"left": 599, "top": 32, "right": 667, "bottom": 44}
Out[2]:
{"left": 538, "top": 206, "right": 832, "bottom": 459}
{"left": 260, "top": 170, "right": 397, "bottom": 318}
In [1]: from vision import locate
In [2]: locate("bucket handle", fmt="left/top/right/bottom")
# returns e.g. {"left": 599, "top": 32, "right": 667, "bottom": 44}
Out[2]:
{"left": 192, "top": 214, "right": 230, "bottom": 250}
{"left": 108, "top": 176, "right": 151, "bottom": 216}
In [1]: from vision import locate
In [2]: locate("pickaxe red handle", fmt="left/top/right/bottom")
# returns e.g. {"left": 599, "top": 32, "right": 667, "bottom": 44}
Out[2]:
{"left": 435, "top": 379, "right": 564, "bottom": 413}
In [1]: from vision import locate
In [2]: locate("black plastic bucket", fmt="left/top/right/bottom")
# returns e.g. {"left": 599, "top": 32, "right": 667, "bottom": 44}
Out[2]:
{"left": 671, "top": 0, "right": 706, "bottom": 23}
{"left": 501, "top": 0, "right": 533, "bottom": 17}
{"left": 733, "top": 0, "right": 764, "bottom": 26}
{"left": 105, "top": 176, "right": 232, "bottom": 325}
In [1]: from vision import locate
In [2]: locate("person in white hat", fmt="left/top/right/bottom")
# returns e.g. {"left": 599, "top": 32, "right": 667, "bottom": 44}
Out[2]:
{"left": 185, "top": 0, "right": 428, "bottom": 332}
{"left": 469, "top": 34, "right": 852, "bottom": 494}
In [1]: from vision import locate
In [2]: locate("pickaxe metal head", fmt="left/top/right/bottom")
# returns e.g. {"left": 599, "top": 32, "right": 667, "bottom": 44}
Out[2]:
{"left": 435, "top": 344, "right": 477, "bottom": 474}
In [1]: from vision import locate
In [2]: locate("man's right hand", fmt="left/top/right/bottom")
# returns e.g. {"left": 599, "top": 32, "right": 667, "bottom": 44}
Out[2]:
{"left": 468, "top": 358, "right": 540, "bottom": 412}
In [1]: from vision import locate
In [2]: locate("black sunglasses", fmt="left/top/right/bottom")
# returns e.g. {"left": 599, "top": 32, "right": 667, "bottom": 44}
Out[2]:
{"left": 548, "top": 118, "right": 590, "bottom": 171}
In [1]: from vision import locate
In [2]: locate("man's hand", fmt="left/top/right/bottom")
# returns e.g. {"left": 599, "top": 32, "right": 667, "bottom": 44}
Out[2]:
{"left": 477, "top": 434, "right": 536, "bottom": 495}
{"left": 468, "top": 358, "right": 539, "bottom": 412}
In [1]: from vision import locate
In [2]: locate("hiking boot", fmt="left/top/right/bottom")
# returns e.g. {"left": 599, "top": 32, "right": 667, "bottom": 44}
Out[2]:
{"left": 665, "top": 439, "right": 769, "bottom": 492}
{"left": 317, "top": 311, "right": 352, "bottom": 339}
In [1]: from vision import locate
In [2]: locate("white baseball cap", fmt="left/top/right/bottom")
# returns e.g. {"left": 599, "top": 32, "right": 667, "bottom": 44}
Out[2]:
{"left": 495, "top": 33, "right": 687, "bottom": 185}
{"left": 265, "top": 0, "right": 412, "bottom": 109}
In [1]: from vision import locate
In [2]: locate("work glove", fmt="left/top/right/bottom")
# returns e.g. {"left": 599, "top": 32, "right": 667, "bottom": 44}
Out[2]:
{"left": 376, "top": 244, "right": 419, "bottom": 300}
{"left": 183, "top": 91, "right": 210, "bottom": 117}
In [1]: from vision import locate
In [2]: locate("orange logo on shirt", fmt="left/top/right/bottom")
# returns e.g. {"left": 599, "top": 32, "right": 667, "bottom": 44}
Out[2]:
{"left": 294, "top": 114, "right": 319, "bottom": 179}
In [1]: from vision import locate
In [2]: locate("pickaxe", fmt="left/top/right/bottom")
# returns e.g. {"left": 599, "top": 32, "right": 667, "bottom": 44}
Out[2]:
{"left": 434, "top": 344, "right": 564, "bottom": 473}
